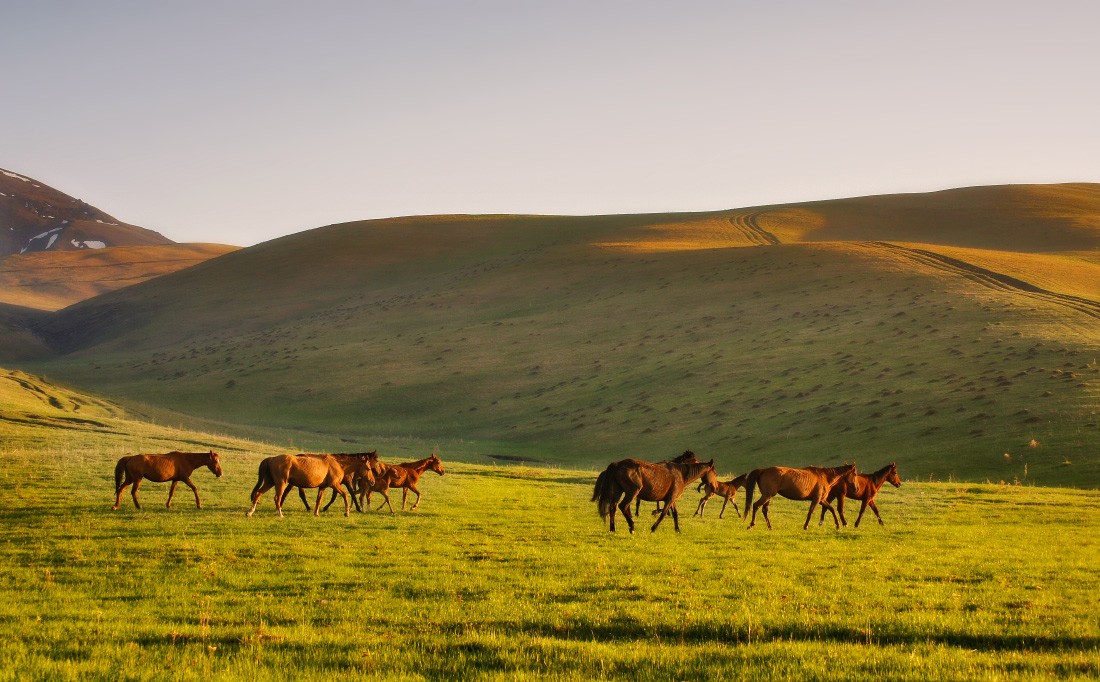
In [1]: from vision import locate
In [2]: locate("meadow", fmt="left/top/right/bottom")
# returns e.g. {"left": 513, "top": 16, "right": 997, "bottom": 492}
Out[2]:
{"left": 1, "top": 387, "right": 1097, "bottom": 681}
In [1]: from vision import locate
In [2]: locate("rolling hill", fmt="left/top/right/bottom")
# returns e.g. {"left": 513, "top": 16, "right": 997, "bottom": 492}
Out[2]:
{"left": 0, "top": 243, "right": 238, "bottom": 311}
{"left": 0, "top": 167, "right": 172, "bottom": 256}
{"left": 11, "top": 184, "right": 1100, "bottom": 485}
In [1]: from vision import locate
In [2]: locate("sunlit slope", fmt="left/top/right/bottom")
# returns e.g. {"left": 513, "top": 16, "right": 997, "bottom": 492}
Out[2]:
{"left": 27, "top": 206, "right": 1100, "bottom": 485}
{"left": 0, "top": 243, "right": 238, "bottom": 311}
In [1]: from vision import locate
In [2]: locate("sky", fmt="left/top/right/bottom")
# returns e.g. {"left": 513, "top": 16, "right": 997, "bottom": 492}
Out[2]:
{"left": 3, "top": 1, "right": 1099, "bottom": 247}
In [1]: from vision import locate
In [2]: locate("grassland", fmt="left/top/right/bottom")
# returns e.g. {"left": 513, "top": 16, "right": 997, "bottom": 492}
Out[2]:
{"left": 23, "top": 206, "right": 1100, "bottom": 484}
{"left": 1, "top": 371, "right": 1099, "bottom": 680}
{"left": 0, "top": 244, "right": 238, "bottom": 311}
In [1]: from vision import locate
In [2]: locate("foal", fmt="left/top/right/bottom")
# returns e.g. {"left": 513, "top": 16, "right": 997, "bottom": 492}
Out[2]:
{"left": 693, "top": 470, "right": 749, "bottom": 519}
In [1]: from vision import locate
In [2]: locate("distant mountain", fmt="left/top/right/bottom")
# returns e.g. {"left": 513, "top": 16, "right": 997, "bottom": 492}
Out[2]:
{"left": 0, "top": 168, "right": 173, "bottom": 256}
{"left": 13, "top": 183, "right": 1100, "bottom": 484}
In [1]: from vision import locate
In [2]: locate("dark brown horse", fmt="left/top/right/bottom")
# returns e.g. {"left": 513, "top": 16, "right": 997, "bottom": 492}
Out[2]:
{"left": 742, "top": 464, "right": 856, "bottom": 530}
{"left": 635, "top": 451, "right": 698, "bottom": 516}
{"left": 592, "top": 456, "right": 715, "bottom": 533}
{"left": 246, "top": 454, "right": 362, "bottom": 518}
{"left": 818, "top": 462, "right": 902, "bottom": 527}
{"left": 113, "top": 451, "right": 223, "bottom": 510}
{"left": 360, "top": 454, "right": 445, "bottom": 514}
{"left": 693, "top": 470, "right": 749, "bottom": 519}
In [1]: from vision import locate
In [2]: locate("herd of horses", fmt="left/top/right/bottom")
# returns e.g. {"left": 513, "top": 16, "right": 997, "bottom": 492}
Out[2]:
{"left": 110, "top": 447, "right": 900, "bottom": 533}
{"left": 111, "top": 450, "right": 445, "bottom": 516}
{"left": 592, "top": 451, "right": 901, "bottom": 533}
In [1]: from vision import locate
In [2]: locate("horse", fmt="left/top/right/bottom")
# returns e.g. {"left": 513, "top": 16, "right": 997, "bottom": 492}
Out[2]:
{"left": 592, "top": 456, "right": 715, "bottom": 533}
{"left": 113, "top": 451, "right": 222, "bottom": 510}
{"left": 742, "top": 464, "right": 856, "bottom": 530}
{"left": 818, "top": 462, "right": 901, "bottom": 527}
{"left": 634, "top": 450, "right": 698, "bottom": 516}
{"left": 246, "top": 453, "right": 363, "bottom": 518}
{"left": 360, "top": 454, "right": 445, "bottom": 514}
{"left": 693, "top": 470, "right": 749, "bottom": 519}
{"left": 260, "top": 452, "right": 377, "bottom": 513}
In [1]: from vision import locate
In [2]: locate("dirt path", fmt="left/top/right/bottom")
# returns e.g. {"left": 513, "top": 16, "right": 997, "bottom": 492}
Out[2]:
{"left": 869, "top": 241, "right": 1100, "bottom": 319}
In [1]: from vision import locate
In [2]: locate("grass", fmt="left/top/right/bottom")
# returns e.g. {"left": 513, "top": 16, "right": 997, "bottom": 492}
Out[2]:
{"left": 26, "top": 230, "right": 1100, "bottom": 484}
{"left": 1, "top": 379, "right": 1098, "bottom": 680}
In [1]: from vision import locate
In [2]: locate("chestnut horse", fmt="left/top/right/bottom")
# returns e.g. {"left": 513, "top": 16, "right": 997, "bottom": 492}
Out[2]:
{"left": 693, "top": 470, "right": 749, "bottom": 519}
{"left": 113, "top": 450, "right": 222, "bottom": 510}
{"left": 246, "top": 454, "right": 362, "bottom": 518}
{"left": 592, "top": 456, "right": 715, "bottom": 533}
{"left": 263, "top": 452, "right": 377, "bottom": 513}
{"left": 742, "top": 464, "right": 856, "bottom": 530}
{"left": 360, "top": 454, "right": 445, "bottom": 514}
{"left": 818, "top": 462, "right": 901, "bottom": 527}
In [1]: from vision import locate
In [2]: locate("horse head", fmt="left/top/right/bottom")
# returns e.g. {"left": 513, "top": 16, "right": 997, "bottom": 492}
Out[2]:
{"left": 887, "top": 462, "right": 902, "bottom": 488}
{"left": 354, "top": 453, "right": 377, "bottom": 486}
{"left": 428, "top": 453, "right": 445, "bottom": 476}
{"left": 674, "top": 450, "right": 698, "bottom": 463}
{"left": 207, "top": 451, "right": 223, "bottom": 478}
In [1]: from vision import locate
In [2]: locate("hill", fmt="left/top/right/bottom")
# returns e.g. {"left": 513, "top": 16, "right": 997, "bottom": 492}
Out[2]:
{"left": 0, "top": 167, "right": 172, "bottom": 257}
{"left": 0, "top": 243, "right": 239, "bottom": 311}
{"left": 14, "top": 185, "right": 1100, "bottom": 485}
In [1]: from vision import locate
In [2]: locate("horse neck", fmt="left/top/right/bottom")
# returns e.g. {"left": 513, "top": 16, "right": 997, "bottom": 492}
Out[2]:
{"left": 402, "top": 457, "right": 434, "bottom": 473}
{"left": 867, "top": 465, "right": 893, "bottom": 491}
{"left": 181, "top": 451, "right": 209, "bottom": 470}
{"left": 676, "top": 461, "right": 712, "bottom": 483}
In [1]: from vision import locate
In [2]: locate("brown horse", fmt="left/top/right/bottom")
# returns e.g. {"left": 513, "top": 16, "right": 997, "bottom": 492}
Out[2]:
{"left": 360, "top": 454, "right": 445, "bottom": 514}
{"left": 246, "top": 454, "right": 361, "bottom": 518}
{"left": 263, "top": 452, "right": 377, "bottom": 513}
{"left": 693, "top": 470, "right": 749, "bottom": 519}
{"left": 818, "top": 462, "right": 902, "bottom": 527}
{"left": 635, "top": 450, "right": 698, "bottom": 516}
{"left": 742, "top": 464, "right": 856, "bottom": 530}
{"left": 113, "top": 451, "right": 223, "bottom": 510}
{"left": 592, "top": 456, "right": 715, "bottom": 533}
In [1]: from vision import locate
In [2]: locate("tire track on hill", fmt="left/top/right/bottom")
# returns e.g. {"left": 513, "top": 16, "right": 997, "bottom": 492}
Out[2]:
{"left": 869, "top": 241, "right": 1100, "bottom": 319}
{"left": 728, "top": 211, "right": 780, "bottom": 246}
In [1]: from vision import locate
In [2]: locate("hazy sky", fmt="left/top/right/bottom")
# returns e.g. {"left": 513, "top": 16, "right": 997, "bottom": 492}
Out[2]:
{"left": 4, "top": 1, "right": 1099, "bottom": 246}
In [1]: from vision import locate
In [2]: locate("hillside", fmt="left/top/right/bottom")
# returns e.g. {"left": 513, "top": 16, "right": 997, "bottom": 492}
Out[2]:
{"left": 0, "top": 243, "right": 238, "bottom": 311}
{"left": 14, "top": 185, "right": 1100, "bottom": 485}
{"left": 0, "top": 167, "right": 172, "bottom": 256}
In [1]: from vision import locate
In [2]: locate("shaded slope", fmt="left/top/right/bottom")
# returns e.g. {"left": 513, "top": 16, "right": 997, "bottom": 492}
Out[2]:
{"left": 24, "top": 203, "right": 1100, "bottom": 485}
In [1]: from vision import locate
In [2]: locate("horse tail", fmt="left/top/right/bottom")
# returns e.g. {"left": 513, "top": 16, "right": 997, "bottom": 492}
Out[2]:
{"left": 592, "top": 465, "right": 621, "bottom": 520}
{"left": 742, "top": 469, "right": 761, "bottom": 519}
{"left": 114, "top": 457, "right": 126, "bottom": 490}
{"left": 251, "top": 458, "right": 270, "bottom": 502}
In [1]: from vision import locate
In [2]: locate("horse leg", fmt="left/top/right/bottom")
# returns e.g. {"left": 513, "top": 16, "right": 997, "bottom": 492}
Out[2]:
{"left": 131, "top": 478, "right": 143, "bottom": 510}
{"left": 749, "top": 495, "right": 771, "bottom": 529}
{"left": 274, "top": 482, "right": 287, "bottom": 518}
{"left": 298, "top": 488, "right": 311, "bottom": 511}
{"left": 651, "top": 495, "right": 676, "bottom": 533}
{"left": 246, "top": 480, "right": 273, "bottom": 517}
{"left": 376, "top": 490, "right": 396, "bottom": 515}
{"left": 694, "top": 492, "right": 711, "bottom": 517}
{"left": 618, "top": 495, "right": 637, "bottom": 534}
{"left": 335, "top": 483, "right": 351, "bottom": 517}
{"left": 165, "top": 480, "right": 178, "bottom": 509}
{"left": 815, "top": 499, "right": 841, "bottom": 529}
{"left": 183, "top": 478, "right": 202, "bottom": 509}
{"left": 869, "top": 499, "right": 884, "bottom": 526}
{"left": 803, "top": 498, "right": 820, "bottom": 530}
{"left": 760, "top": 501, "right": 773, "bottom": 530}
{"left": 113, "top": 474, "right": 132, "bottom": 511}
{"left": 836, "top": 494, "right": 848, "bottom": 527}
{"left": 409, "top": 485, "right": 422, "bottom": 510}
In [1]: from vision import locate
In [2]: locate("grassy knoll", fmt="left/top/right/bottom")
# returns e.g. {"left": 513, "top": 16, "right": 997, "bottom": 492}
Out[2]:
{"left": 1, "top": 381, "right": 1097, "bottom": 680}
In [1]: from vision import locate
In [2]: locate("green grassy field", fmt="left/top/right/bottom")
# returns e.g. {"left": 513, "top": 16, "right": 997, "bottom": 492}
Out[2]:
{"left": 1, "top": 376, "right": 1097, "bottom": 680}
